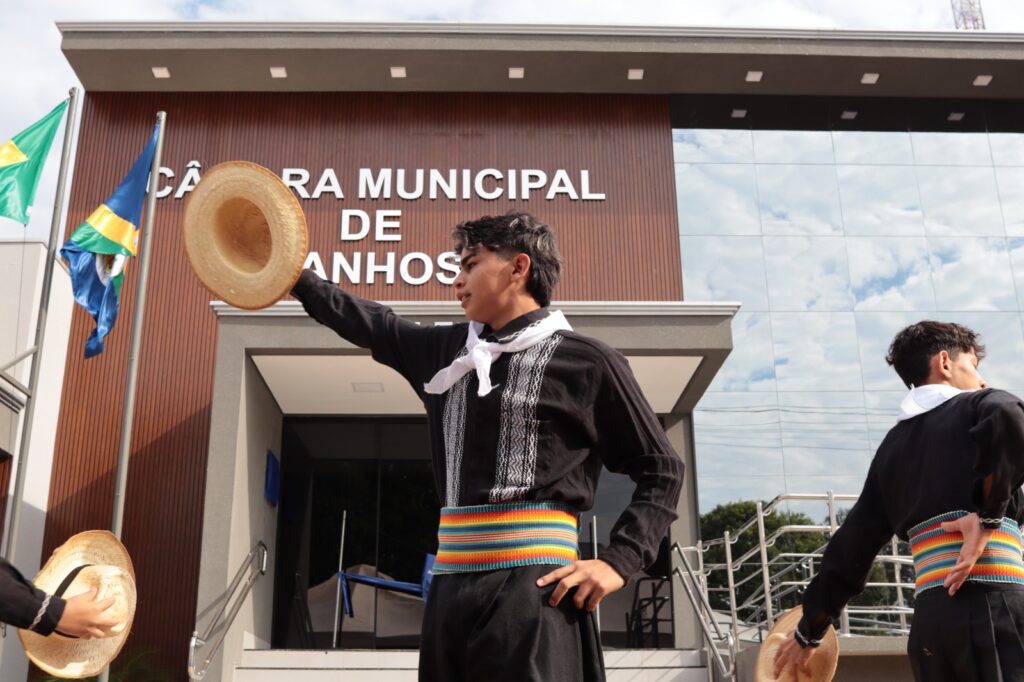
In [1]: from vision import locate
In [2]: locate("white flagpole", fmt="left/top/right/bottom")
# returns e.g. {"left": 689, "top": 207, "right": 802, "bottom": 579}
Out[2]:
{"left": 97, "top": 111, "right": 166, "bottom": 682}
{"left": 0, "top": 86, "right": 80, "bottom": 666}
{"left": 110, "top": 111, "right": 166, "bottom": 537}
{"left": 2, "top": 88, "right": 80, "bottom": 561}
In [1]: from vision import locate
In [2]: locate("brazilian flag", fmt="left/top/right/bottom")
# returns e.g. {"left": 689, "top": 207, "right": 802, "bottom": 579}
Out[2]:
{"left": 61, "top": 124, "right": 159, "bottom": 358}
{"left": 0, "top": 100, "right": 68, "bottom": 224}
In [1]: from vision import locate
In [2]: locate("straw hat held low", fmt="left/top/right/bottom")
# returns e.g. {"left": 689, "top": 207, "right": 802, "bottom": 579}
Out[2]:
{"left": 755, "top": 606, "right": 839, "bottom": 682}
{"left": 19, "top": 531, "right": 136, "bottom": 679}
{"left": 183, "top": 161, "right": 308, "bottom": 310}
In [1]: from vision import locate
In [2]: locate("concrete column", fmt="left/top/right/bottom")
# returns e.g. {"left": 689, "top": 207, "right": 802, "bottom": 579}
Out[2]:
{"left": 194, "top": 323, "right": 282, "bottom": 682}
{"left": 665, "top": 413, "right": 701, "bottom": 650}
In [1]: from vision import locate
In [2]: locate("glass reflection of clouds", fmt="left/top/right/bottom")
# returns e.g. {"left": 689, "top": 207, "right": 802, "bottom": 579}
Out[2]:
{"left": 927, "top": 238, "right": 1017, "bottom": 310}
{"left": 757, "top": 165, "right": 844, "bottom": 235}
{"left": 996, "top": 167, "right": 1024, "bottom": 235}
{"left": 673, "top": 126, "right": 1024, "bottom": 516}
{"left": 1008, "top": 238, "right": 1024, "bottom": 309}
{"left": 707, "top": 312, "right": 776, "bottom": 392}
{"left": 681, "top": 236, "right": 769, "bottom": 310}
{"left": 864, "top": 391, "right": 905, "bottom": 450}
{"left": 990, "top": 133, "right": 1024, "bottom": 166}
{"left": 672, "top": 129, "right": 754, "bottom": 164}
{"left": 832, "top": 131, "right": 914, "bottom": 165}
{"left": 846, "top": 237, "right": 937, "bottom": 311}
{"left": 836, "top": 166, "right": 925, "bottom": 236}
{"left": 912, "top": 132, "right": 993, "bottom": 166}
{"left": 782, "top": 446, "right": 871, "bottom": 478}
{"left": 676, "top": 164, "right": 761, "bottom": 235}
{"left": 694, "top": 392, "right": 785, "bottom": 479}
{"left": 753, "top": 130, "right": 834, "bottom": 164}
{"left": 855, "top": 311, "right": 927, "bottom": 392}
{"left": 777, "top": 392, "right": 872, "bottom": 478}
{"left": 763, "top": 237, "right": 853, "bottom": 311}
{"left": 917, "top": 166, "right": 1005, "bottom": 236}
{"left": 771, "top": 312, "right": 863, "bottom": 391}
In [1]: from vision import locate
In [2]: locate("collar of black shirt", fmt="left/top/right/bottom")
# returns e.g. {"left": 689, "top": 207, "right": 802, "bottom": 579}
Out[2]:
{"left": 481, "top": 307, "right": 551, "bottom": 344}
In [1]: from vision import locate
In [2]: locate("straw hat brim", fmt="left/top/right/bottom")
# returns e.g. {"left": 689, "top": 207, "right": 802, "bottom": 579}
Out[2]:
{"left": 183, "top": 161, "right": 308, "bottom": 310}
{"left": 18, "top": 531, "right": 137, "bottom": 679}
{"left": 754, "top": 607, "right": 839, "bottom": 682}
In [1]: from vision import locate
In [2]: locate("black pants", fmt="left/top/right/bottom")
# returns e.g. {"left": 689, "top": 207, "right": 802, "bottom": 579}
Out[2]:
{"left": 910, "top": 583, "right": 1024, "bottom": 681}
{"left": 419, "top": 564, "right": 605, "bottom": 682}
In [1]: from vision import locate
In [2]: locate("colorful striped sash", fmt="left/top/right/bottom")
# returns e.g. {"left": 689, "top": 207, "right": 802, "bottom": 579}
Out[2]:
{"left": 908, "top": 510, "right": 1024, "bottom": 595}
{"left": 432, "top": 501, "right": 580, "bottom": 574}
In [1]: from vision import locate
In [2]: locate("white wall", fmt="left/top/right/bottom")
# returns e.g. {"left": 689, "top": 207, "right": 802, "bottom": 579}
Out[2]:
{"left": 216, "top": 357, "right": 282, "bottom": 682}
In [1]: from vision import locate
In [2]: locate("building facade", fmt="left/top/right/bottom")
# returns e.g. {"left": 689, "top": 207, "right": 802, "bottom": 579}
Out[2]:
{"left": 674, "top": 97, "right": 1024, "bottom": 518}
{"left": 2, "top": 21, "right": 1023, "bottom": 681}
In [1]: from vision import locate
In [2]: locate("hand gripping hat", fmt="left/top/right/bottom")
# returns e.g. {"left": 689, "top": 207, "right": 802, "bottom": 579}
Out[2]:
{"left": 183, "top": 161, "right": 308, "bottom": 310}
{"left": 18, "top": 531, "right": 137, "bottom": 679}
{"left": 755, "top": 607, "right": 839, "bottom": 682}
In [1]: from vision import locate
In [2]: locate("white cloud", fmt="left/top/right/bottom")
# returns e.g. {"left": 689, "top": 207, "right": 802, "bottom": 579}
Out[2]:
{"left": 681, "top": 236, "right": 770, "bottom": 309}
{"left": 707, "top": 312, "right": 778, "bottom": 391}
{"left": 771, "top": 311, "right": 863, "bottom": 391}
{"left": 845, "top": 236, "right": 937, "bottom": 311}
{"left": 763, "top": 236, "right": 854, "bottom": 310}
{"left": 928, "top": 237, "right": 1017, "bottom": 310}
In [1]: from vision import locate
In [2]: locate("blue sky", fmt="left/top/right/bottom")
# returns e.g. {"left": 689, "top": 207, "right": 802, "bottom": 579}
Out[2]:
{"left": 3, "top": 0, "right": 1024, "bottom": 242}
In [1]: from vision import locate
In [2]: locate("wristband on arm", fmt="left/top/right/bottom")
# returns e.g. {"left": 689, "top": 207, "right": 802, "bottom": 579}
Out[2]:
{"left": 980, "top": 517, "right": 1004, "bottom": 530}
{"left": 794, "top": 626, "right": 823, "bottom": 648}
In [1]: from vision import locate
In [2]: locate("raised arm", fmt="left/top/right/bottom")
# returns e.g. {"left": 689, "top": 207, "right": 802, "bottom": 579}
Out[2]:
{"left": 291, "top": 269, "right": 456, "bottom": 390}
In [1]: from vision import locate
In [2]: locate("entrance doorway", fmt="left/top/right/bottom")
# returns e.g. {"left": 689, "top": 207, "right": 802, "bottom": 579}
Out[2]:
{"left": 272, "top": 417, "right": 438, "bottom": 649}
{"left": 268, "top": 415, "right": 676, "bottom": 651}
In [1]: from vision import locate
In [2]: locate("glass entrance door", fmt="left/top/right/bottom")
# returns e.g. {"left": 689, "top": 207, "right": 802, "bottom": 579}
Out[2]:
{"left": 272, "top": 417, "right": 438, "bottom": 649}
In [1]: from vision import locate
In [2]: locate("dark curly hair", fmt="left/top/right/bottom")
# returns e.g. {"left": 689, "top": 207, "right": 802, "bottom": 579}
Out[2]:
{"left": 452, "top": 212, "right": 563, "bottom": 307}
{"left": 885, "top": 320, "right": 986, "bottom": 388}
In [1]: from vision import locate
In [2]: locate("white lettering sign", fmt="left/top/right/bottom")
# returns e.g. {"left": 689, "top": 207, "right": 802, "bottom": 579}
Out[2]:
{"left": 156, "top": 161, "right": 609, "bottom": 286}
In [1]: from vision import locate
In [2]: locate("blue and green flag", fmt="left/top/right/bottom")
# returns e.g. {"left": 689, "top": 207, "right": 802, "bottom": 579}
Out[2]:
{"left": 0, "top": 100, "right": 68, "bottom": 224}
{"left": 61, "top": 123, "right": 159, "bottom": 358}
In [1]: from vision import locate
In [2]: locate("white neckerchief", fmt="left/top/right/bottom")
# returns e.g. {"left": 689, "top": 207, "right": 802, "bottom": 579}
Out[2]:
{"left": 424, "top": 310, "right": 573, "bottom": 397}
{"left": 897, "top": 384, "right": 974, "bottom": 422}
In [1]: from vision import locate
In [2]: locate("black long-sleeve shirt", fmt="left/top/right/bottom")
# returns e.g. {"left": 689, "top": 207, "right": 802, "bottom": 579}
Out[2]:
{"left": 0, "top": 558, "right": 64, "bottom": 635}
{"left": 291, "top": 270, "right": 684, "bottom": 580}
{"left": 799, "top": 388, "right": 1024, "bottom": 638}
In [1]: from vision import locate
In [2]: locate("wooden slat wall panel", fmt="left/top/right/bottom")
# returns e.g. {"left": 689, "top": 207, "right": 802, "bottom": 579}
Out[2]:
{"left": 43, "top": 92, "right": 679, "bottom": 679}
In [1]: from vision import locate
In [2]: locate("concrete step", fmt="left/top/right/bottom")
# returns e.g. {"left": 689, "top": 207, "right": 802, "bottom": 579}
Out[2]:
{"left": 235, "top": 648, "right": 708, "bottom": 682}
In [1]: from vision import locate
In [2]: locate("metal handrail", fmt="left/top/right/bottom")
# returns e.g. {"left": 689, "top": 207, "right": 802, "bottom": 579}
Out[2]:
{"left": 188, "top": 541, "right": 268, "bottom": 680}
{"left": 690, "top": 490, "right": 917, "bottom": 645}
{"left": 672, "top": 543, "right": 736, "bottom": 679}
{"left": 700, "top": 494, "right": 859, "bottom": 550}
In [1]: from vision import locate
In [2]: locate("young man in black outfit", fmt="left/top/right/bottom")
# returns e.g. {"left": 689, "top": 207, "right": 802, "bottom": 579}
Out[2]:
{"left": 291, "top": 212, "right": 684, "bottom": 681}
{"left": 774, "top": 321, "right": 1024, "bottom": 681}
